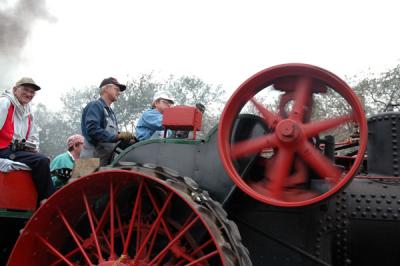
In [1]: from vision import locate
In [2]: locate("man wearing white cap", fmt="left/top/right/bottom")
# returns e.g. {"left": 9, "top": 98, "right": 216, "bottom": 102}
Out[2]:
{"left": 50, "top": 134, "right": 84, "bottom": 189}
{"left": 136, "top": 91, "right": 174, "bottom": 141}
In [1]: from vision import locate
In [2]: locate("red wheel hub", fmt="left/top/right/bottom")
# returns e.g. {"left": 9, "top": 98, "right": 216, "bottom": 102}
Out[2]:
{"left": 275, "top": 119, "right": 300, "bottom": 143}
{"left": 218, "top": 63, "right": 367, "bottom": 207}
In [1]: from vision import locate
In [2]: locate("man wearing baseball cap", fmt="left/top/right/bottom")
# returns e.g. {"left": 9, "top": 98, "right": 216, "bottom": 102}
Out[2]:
{"left": 80, "top": 77, "right": 135, "bottom": 166}
{"left": 0, "top": 77, "right": 54, "bottom": 203}
{"left": 50, "top": 134, "right": 84, "bottom": 189}
{"left": 136, "top": 91, "right": 175, "bottom": 141}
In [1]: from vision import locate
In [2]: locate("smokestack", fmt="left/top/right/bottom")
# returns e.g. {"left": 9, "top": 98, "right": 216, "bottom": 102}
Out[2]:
{"left": 0, "top": 0, "right": 55, "bottom": 89}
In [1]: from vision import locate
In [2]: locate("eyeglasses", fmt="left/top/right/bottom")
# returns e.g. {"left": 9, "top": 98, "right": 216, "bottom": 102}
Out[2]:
{"left": 160, "top": 100, "right": 172, "bottom": 106}
{"left": 20, "top": 86, "right": 36, "bottom": 95}
{"left": 107, "top": 84, "right": 120, "bottom": 91}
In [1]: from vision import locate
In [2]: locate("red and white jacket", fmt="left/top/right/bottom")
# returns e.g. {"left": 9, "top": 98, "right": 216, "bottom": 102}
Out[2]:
{"left": 0, "top": 90, "right": 39, "bottom": 150}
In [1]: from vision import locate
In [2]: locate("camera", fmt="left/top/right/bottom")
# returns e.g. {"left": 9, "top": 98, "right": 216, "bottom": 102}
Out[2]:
{"left": 11, "top": 139, "right": 37, "bottom": 152}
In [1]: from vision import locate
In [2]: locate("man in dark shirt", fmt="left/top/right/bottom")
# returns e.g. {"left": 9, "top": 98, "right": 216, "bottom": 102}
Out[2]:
{"left": 80, "top": 77, "right": 134, "bottom": 165}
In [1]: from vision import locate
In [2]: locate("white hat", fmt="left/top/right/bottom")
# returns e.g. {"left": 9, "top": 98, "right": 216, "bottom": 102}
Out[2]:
{"left": 153, "top": 91, "right": 174, "bottom": 104}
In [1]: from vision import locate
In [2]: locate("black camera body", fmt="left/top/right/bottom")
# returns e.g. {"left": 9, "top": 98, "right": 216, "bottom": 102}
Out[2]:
{"left": 11, "top": 139, "right": 37, "bottom": 152}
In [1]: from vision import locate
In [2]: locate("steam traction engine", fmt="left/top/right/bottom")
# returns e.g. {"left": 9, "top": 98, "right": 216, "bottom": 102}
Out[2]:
{"left": 1, "top": 63, "right": 399, "bottom": 265}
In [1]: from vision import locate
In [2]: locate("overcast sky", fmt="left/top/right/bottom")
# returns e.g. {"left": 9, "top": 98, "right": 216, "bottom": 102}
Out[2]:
{"left": 1, "top": 0, "right": 400, "bottom": 110}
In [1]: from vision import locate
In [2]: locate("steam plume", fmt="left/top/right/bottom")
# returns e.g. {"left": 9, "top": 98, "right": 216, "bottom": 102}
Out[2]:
{"left": 0, "top": 0, "right": 54, "bottom": 88}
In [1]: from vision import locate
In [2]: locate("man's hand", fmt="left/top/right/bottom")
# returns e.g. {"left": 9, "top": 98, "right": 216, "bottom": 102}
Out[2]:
{"left": 118, "top": 132, "right": 134, "bottom": 142}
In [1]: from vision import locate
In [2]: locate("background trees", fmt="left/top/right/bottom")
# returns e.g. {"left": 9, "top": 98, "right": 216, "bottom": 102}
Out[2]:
{"left": 160, "top": 75, "right": 225, "bottom": 133}
{"left": 32, "top": 73, "right": 225, "bottom": 157}
{"left": 351, "top": 64, "right": 400, "bottom": 116}
{"left": 2, "top": 65, "right": 400, "bottom": 158}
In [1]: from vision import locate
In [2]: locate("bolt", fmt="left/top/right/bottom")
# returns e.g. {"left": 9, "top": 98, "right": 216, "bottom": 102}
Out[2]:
{"left": 282, "top": 125, "right": 294, "bottom": 137}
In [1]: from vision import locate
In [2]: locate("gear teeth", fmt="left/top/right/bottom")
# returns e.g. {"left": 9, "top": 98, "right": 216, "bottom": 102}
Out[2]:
{"left": 131, "top": 165, "right": 253, "bottom": 266}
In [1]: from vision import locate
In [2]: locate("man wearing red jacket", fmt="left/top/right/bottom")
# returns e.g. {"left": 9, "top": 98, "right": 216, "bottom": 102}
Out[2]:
{"left": 0, "top": 77, "right": 54, "bottom": 203}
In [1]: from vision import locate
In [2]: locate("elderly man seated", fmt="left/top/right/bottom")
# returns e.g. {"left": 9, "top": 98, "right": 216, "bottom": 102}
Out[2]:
{"left": 0, "top": 77, "right": 54, "bottom": 204}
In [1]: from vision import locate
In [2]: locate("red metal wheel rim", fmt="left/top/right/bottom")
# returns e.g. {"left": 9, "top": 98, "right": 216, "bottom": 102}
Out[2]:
{"left": 8, "top": 169, "right": 227, "bottom": 265}
{"left": 218, "top": 63, "right": 367, "bottom": 207}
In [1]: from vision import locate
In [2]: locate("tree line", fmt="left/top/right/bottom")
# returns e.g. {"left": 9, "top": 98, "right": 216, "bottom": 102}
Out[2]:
{"left": 2, "top": 65, "right": 400, "bottom": 158}
{"left": 34, "top": 73, "right": 226, "bottom": 157}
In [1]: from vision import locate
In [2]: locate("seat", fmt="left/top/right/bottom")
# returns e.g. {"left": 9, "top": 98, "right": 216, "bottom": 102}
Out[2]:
{"left": 162, "top": 105, "right": 203, "bottom": 139}
{"left": 0, "top": 167, "right": 37, "bottom": 211}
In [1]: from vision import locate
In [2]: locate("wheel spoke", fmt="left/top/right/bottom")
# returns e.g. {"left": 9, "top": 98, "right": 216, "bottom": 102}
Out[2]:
{"left": 134, "top": 196, "right": 142, "bottom": 255}
{"left": 175, "top": 249, "right": 197, "bottom": 263}
{"left": 297, "top": 141, "right": 342, "bottom": 182}
{"left": 92, "top": 183, "right": 121, "bottom": 251}
{"left": 144, "top": 182, "right": 174, "bottom": 240}
{"left": 181, "top": 213, "right": 196, "bottom": 231}
{"left": 230, "top": 134, "right": 278, "bottom": 159}
{"left": 176, "top": 238, "right": 214, "bottom": 266}
{"left": 134, "top": 192, "right": 174, "bottom": 264}
{"left": 58, "top": 209, "right": 93, "bottom": 265}
{"left": 49, "top": 247, "right": 80, "bottom": 266}
{"left": 290, "top": 76, "right": 313, "bottom": 122}
{"left": 190, "top": 238, "right": 213, "bottom": 256}
{"left": 184, "top": 250, "right": 219, "bottom": 266}
{"left": 146, "top": 219, "right": 160, "bottom": 260}
{"left": 169, "top": 213, "right": 200, "bottom": 266}
{"left": 144, "top": 180, "right": 195, "bottom": 261}
{"left": 82, "top": 192, "right": 104, "bottom": 262}
{"left": 115, "top": 203, "right": 126, "bottom": 248}
{"left": 149, "top": 216, "right": 200, "bottom": 264}
{"left": 284, "top": 159, "right": 308, "bottom": 187}
{"left": 37, "top": 234, "right": 75, "bottom": 266}
{"left": 109, "top": 180, "right": 116, "bottom": 260}
{"left": 302, "top": 113, "right": 355, "bottom": 138}
{"left": 143, "top": 181, "right": 177, "bottom": 259}
{"left": 266, "top": 147, "right": 294, "bottom": 199}
{"left": 95, "top": 203, "right": 111, "bottom": 236}
{"left": 123, "top": 177, "right": 144, "bottom": 255}
{"left": 92, "top": 208, "right": 111, "bottom": 251}
{"left": 251, "top": 98, "right": 281, "bottom": 128}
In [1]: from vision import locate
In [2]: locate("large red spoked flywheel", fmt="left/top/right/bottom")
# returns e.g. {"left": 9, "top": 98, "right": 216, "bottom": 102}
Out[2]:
{"left": 8, "top": 167, "right": 249, "bottom": 265}
{"left": 218, "top": 63, "right": 367, "bottom": 207}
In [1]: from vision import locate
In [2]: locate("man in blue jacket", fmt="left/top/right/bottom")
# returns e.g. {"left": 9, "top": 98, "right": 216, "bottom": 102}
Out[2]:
{"left": 80, "top": 77, "right": 134, "bottom": 165}
{"left": 136, "top": 91, "right": 174, "bottom": 141}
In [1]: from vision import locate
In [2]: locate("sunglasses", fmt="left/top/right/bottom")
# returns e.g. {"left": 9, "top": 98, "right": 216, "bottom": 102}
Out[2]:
{"left": 160, "top": 99, "right": 172, "bottom": 105}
